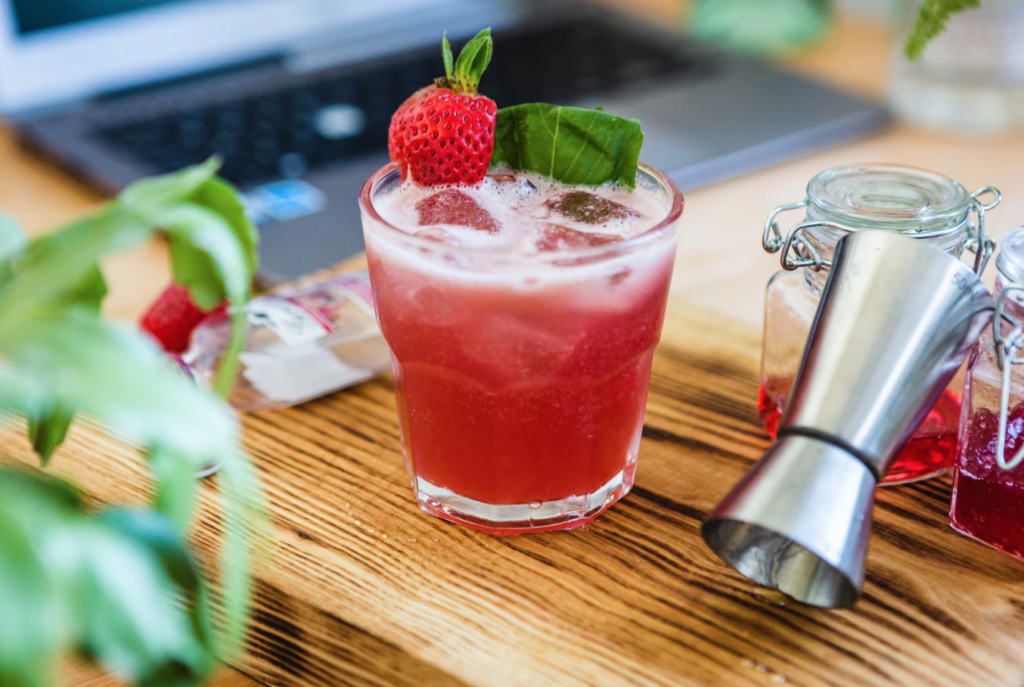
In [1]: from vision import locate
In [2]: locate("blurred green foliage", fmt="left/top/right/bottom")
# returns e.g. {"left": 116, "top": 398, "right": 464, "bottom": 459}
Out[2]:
{"left": 688, "top": 0, "right": 831, "bottom": 56}
{"left": 0, "top": 158, "right": 267, "bottom": 686}
{"left": 904, "top": 0, "right": 981, "bottom": 60}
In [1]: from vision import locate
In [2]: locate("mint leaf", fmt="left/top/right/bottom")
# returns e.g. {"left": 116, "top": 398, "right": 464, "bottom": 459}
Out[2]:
{"left": 0, "top": 210, "right": 149, "bottom": 321}
{"left": 63, "top": 265, "right": 108, "bottom": 314}
{"left": 490, "top": 104, "right": 644, "bottom": 188}
{"left": 0, "top": 504, "right": 59, "bottom": 687}
{"left": 118, "top": 157, "right": 220, "bottom": 214}
{"left": 148, "top": 447, "right": 199, "bottom": 535}
{"left": 0, "top": 160, "right": 266, "bottom": 683}
{"left": 0, "top": 471, "right": 215, "bottom": 687}
{"left": 27, "top": 402, "right": 75, "bottom": 464}
{"left": 66, "top": 511, "right": 211, "bottom": 683}
{"left": 0, "top": 311, "right": 239, "bottom": 461}
{"left": 214, "top": 448, "right": 269, "bottom": 658}
{"left": 904, "top": 0, "right": 980, "bottom": 60}
{"left": 159, "top": 202, "right": 252, "bottom": 396}
{"left": 0, "top": 214, "right": 25, "bottom": 286}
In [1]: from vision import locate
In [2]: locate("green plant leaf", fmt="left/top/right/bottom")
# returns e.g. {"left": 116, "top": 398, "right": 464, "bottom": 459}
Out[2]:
{"left": 0, "top": 470, "right": 218, "bottom": 686}
{"left": 98, "top": 508, "right": 215, "bottom": 668}
{"left": 0, "top": 507, "right": 60, "bottom": 687}
{"left": 27, "top": 402, "right": 76, "bottom": 464}
{"left": 904, "top": 0, "right": 980, "bottom": 60}
{"left": 148, "top": 447, "right": 200, "bottom": 536}
{"left": 0, "top": 311, "right": 239, "bottom": 462}
{"left": 0, "top": 473, "right": 77, "bottom": 687}
{"left": 0, "top": 213, "right": 25, "bottom": 259}
{"left": 63, "top": 266, "right": 109, "bottom": 314}
{"left": 61, "top": 514, "right": 211, "bottom": 683}
{"left": 452, "top": 28, "right": 492, "bottom": 94}
{"left": 180, "top": 177, "right": 259, "bottom": 279}
{"left": 0, "top": 214, "right": 26, "bottom": 286}
{"left": 442, "top": 32, "right": 454, "bottom": 83}
{"left": 490, "top": 103, "right": 644, "bottom": 188}
{"left": 159, "top": 203, "right": 252, "bottom": 396}
{"left": 118, "top": 158, "right": 221, "bottom": 215}
{"left": 0, "top": 210, "right": 149, "bottom": 322}
{"left": 0, "top": 160, "right": 266, "bottom": 686}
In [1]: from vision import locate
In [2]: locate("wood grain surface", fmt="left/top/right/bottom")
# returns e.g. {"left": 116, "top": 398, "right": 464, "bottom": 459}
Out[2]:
{"left": 5, "top": 297, "right": 1024, "bottom": 687}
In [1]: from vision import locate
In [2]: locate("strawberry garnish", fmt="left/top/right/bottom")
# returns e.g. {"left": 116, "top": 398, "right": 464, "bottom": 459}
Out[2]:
{"left": 140, "top": 283, "right": 223, "bottom": 354}
{"left": 388, "top": 29, "right": 497, "bottom": 186}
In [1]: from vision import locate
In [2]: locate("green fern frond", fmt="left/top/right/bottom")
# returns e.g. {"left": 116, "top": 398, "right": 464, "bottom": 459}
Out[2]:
{"left": 904, "top": 0, "right": 981, "bottom": 61}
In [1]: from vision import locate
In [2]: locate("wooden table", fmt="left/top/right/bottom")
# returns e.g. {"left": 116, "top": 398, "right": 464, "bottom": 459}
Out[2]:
{"left": 10, "top": 298, "right": 1024, "bottom": 687}
{"left": 5, "top": 7, "right": 1024, "bottom": 687}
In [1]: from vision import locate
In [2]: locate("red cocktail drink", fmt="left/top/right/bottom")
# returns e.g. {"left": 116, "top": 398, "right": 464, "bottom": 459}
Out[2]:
{"left": 360, "top": 163, "right": 682, "bottom": 534}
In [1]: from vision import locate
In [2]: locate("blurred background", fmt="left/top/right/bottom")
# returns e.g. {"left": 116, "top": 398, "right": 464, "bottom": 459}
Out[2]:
{"left": 1, "top": 0, "right": 1022, "bottom": 327}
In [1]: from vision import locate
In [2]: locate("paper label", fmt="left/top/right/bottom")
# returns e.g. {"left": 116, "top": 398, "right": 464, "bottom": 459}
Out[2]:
{"left": 247, "top": 297, "right": 330, "bottom": 346}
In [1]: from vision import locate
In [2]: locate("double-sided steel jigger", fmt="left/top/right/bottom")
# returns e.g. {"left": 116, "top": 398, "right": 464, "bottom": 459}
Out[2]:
{"left": 702, "top": 230, "right": 995, "bottom": 608}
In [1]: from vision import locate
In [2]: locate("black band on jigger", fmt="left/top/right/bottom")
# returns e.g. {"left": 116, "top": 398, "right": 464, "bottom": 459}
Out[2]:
{"left": 777, "top": 426, "right": 882, "bottom": 482}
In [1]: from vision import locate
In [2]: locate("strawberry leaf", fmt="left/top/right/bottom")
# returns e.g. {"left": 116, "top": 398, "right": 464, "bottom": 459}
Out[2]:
{"left": 452, "top": 28, "right": 492, "bottom": 94}
{"left": 490, "top": 103, "right": 644, "bottom": 188}
{"left": 442, "top": 32, "right": 454, "bottom": 83}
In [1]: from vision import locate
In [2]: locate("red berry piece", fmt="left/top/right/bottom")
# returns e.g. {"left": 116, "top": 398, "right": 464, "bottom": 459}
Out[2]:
{"left": 388, "top": 29, "right": 497, "bottom": 186}
{"left": 140, "top": 284, "right": 223, "bottom": 353}
{"left": 545, "top": 190, "right": 641, "bottom": 225}
{"left": 416, "top": 188, "right": 500, "bottom": 233}
{"left": 534, "top": 223, "right": 621, "bottom": 252}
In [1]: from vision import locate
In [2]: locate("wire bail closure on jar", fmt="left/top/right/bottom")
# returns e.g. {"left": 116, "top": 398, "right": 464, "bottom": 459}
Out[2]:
{"left": 992, "top": 285, "right": 1024, "bottom": 470}
{"left": 762, "top": 187, "right": 1002, "bottom": 274}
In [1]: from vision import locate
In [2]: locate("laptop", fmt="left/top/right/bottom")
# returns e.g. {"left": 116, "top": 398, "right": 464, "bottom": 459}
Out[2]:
{"left": 0, "top": 0, "right": 889, "bottom": 282}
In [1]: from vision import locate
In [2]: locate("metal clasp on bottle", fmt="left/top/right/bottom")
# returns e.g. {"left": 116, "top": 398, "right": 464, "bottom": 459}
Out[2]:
{"left": 763, "top": 187, "right": 1002, "bottom": 274}
{"left": 763, "top": 200, "right": 841, "bottom": 272}
{"left": 965, "top": 186, "right": 1001, "bottom": 275}
{"left": 991, "top": 285, "right": 1024, "bottom": 470}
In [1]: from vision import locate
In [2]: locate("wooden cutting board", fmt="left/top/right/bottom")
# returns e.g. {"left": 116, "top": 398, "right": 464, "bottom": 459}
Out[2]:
{"left": 5, "top": 297, "right": 1024, "bottom": 687}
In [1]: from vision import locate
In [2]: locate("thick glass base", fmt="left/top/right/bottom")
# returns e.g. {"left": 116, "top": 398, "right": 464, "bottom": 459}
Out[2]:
{"left": 414, "top": 463, "right": 636, "bottom": 535}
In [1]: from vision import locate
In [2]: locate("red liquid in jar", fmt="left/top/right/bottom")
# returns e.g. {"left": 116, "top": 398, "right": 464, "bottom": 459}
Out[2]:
{"left": 950, "top": 406, "right": 1024, "bottom": 559}
{"left": 758, "top": 377, "right": 960, "bottom": 484}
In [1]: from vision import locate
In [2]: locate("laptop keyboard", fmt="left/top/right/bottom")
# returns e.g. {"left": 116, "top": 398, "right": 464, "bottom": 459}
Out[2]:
{"left": 95, "top": 19, "right": 712, "bottom": 188}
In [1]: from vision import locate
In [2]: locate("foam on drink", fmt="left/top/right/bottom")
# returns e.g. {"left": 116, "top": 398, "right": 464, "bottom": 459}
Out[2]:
{"left": 372, "top": 167, "right": 670, "bottom": 254}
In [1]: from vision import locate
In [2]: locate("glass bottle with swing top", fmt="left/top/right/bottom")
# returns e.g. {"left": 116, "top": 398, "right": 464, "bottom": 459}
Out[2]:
{"left": 760, "top": 163, "right": 1000, "bottom": 484}
{"left": 952, "top": 227, "right": 1024, "bottom": 558}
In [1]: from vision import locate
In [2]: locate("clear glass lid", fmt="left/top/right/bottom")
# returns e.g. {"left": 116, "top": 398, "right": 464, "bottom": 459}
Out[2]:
{"left": 806, "top": 164, "right": 971, "bottom": 234}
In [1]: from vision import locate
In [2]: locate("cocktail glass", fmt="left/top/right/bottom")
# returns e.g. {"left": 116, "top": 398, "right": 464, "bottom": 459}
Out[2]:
{"left": 359, "top": 162, "right": 683, "bottom": 534}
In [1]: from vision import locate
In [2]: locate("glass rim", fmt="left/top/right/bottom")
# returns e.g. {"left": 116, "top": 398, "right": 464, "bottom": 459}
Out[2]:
{"left": 358, "top": 161, "right": 684, "bottom": 263}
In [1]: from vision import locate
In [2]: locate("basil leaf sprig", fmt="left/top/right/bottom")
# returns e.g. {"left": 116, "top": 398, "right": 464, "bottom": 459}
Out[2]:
{"left": 904, "top": 0, "right": 979, "bottom": 60}
{"left": 0, "top": 158, "right": 268, "bottom": 686}
{"left": 489, "top": 103, "right": 644, "bottom": 188}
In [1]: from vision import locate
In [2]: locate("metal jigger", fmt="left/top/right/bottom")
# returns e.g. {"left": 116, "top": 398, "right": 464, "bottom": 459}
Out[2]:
{"left": 702, "top": 230, "right": 994, "bottom": 608}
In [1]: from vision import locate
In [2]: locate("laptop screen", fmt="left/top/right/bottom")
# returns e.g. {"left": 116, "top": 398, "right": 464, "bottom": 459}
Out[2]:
{"left": 11, "top": 0, "right": 202, "bottom": 35}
